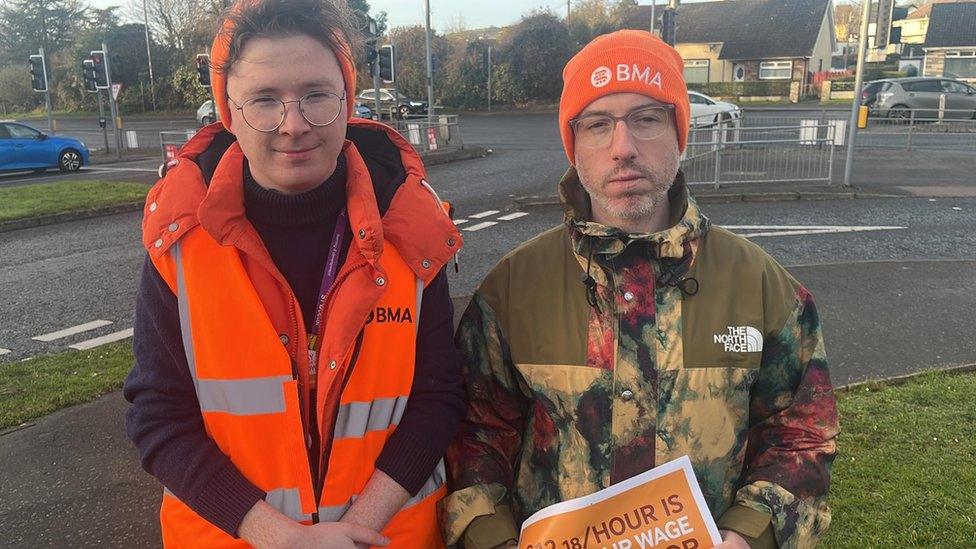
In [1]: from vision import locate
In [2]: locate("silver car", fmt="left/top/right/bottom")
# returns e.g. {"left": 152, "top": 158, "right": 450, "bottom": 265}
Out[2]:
{"left": 197, "top": 100, "right": 219, "bottom": 125}
{"left": 871, "top": 77, "right": 976, "bottom": 120}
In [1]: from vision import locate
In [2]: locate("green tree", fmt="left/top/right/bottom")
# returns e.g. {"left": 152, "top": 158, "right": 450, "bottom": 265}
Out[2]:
{"left": 440, "top": 40, "right": 490, "bottom": 109}
{"left": 495, "top": 12, "right": 573, "bottom": 104}
{"left": 379, "top": 25, "right": 451, "bottom": 103}
{"left": 0, "top": 64, "right": 40, "bottom": 113}
{"left": 348, "top": 0, "right": 387, "bottom": 37}
{"left": 0, "top": 0, "right": 87, "bottom": 64}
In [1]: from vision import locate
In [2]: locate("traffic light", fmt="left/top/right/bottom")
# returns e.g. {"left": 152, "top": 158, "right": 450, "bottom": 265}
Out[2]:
{"left": 378, "top": 44, "right": 395, "bottom": 83}
{"left": 90, "top": 50, "right": 109, "bottom": 88}
{"left": 661, "top": 9, "right": 677, "bottom": 46}
{"left": 29, "top": 54, "right": 47, "bottom": 92}
{"left": 365, "top": 39, "right": 378, "bottom": 70}
{"left": 196, "top": 53, "right": 211, "bottom": 87}
{"left": 82, "top": 59, "right": 97, "bottom": 93}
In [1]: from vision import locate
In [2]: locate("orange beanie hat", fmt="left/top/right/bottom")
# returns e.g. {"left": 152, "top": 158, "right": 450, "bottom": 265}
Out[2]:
{"left": 209, "top": 0, "right": 358, "bottom": 133}
{"left": 559, "top": 30, "right": 690, "bottom": 164}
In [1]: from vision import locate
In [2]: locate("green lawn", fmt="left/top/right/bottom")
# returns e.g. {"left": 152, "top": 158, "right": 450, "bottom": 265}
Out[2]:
{"left": 0, "top": 180, "right": 148, "bottom": 223}
{"left": 0, "top": 341, "right": 133, "bottom": 430}
{"left": 824, "top": 371, "right": 976, "bottom": 547}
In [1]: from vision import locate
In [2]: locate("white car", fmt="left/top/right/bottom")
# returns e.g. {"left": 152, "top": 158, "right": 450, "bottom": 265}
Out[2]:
{"left": 197, "top": 100, "right": 219, "bottom": 125}
{"left": 688, "top": 91, "right": 741, "bottom": 127}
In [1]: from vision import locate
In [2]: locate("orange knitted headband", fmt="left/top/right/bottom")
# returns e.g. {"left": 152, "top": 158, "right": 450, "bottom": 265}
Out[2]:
{"left": 209, "top": 0, "right": 358, "bottom": 133}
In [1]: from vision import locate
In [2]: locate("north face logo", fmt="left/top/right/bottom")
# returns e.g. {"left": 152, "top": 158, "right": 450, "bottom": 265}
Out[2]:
{"left": 713, "top": 326, "right": 763, "bottom": 353}
{"left": 365, "top": 307, "right": 414, "bottom": 324}
{"left": 590, "top": 64, "right": 664, "bottom": 90}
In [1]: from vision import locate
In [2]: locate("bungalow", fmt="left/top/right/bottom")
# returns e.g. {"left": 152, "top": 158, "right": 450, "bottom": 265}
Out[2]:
{"left": 621, "top": 0, "right": 835, "bottom": 95}
{"left": 922, "top": 2, "right": 976, "bottom": 83}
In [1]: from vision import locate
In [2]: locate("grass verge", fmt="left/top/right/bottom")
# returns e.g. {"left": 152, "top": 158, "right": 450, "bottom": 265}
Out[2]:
{"left": 0, "top": 341, "right": 133, "bottom": 430}
{"left": 823, "top": 370, "right": 976, "bottom": 547}
{"left": 0, "top": 180, "right": 148, "bottom": 223}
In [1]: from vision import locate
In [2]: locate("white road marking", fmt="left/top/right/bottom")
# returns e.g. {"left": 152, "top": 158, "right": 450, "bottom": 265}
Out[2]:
{"left": 33, "top": 320, "right": 114, "bottom": 342}
{"left": 469, "top": 210, "right": 500, "bottom": 219}
{"left": 69, "top": 328, "right": 134, "bottom": 351}
{"left": 463, "top": 221, "right": 498, "bottom": 232}
{"left": 723, "top": 225, "right": 905, "bottom": 230}
{"left": 497, "top": 212, "right": 529, "bottom": 221}
{"left": 454, "top": 219, "right": 469, "bottom": 225}
{"left": 734, "top": 226, "right": 907, "bottom": 238}
{"left": 0, "top": 348, "right": 11, "bottom": 356}
{"left": 86, "top": 166, "right": 160, "bottom": 173}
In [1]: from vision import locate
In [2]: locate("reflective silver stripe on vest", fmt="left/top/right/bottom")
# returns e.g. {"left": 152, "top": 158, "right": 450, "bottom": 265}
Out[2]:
{"left": 333, "top": 396, "right": 409, "bottom": 440}
{"left": 415, "top": 278, "right": 424, "bottom": 335}
{"left": 266, "top": 487, "right": 311, "bottom": 522}
{"left": 173, "top": 242, "right": 199, "bottom": 380}
{"left": 316, "top": 461, "right": 444, "bottom": 521}
{"left": 196, "top": 375, "right": 293, "bottom": 415}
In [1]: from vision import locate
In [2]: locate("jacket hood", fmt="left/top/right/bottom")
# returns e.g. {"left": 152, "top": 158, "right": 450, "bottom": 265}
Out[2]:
{"left": 557, "top": 166, "right": 710, "bottom": 261}
{"left": 142, "top": 119, "right": 461, "bottom": 284}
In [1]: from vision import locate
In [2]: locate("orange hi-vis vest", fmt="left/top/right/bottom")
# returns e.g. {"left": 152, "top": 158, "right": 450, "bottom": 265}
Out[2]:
{"left": 142, "top": 120, "right": 461, "bottom": 548}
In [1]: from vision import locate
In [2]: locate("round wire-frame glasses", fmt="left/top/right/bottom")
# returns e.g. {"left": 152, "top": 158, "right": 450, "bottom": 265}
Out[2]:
{"left": 227, "top": 90, "right": 346, "bottom": 133}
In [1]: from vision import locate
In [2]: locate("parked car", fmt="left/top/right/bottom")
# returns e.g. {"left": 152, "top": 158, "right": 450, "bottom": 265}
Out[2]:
{"left": 870, "top": 77, "right": 976, "bottom": 119}
{"left": 197, "top": 100, "right": 219, "bottom": 125}
{"left": 354, "top": 102, "right": 376, "bottom": 120}
{"left": 356, "top": 88, "right": 428, "bottom": 120}
{"left": 687, "top": 91, "right": 742, "bottom": 127}
{"left": 0, "top": 122, "right": 89, "bottom": 173}
{"left": 860, "top": 80, "right": 887, "bottom": 108}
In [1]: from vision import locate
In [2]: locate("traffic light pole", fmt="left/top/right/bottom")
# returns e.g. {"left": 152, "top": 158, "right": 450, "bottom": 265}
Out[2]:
{"left": 97, "top": 91, "right": 110, "bottom": 152}
{"left": 38, "top": 48, "right": 55, "bottom": 135}
{"left": 103, "top": 42, "right": 123, "bottom": 160}
{"left": 843, "top": 0, "right": 873, "bottom": 187}
{"left": 373, "top": 44, "right": 382, "bottom": 120}
{"left": 424, "top": 0, "right": 434, "bottom": 124}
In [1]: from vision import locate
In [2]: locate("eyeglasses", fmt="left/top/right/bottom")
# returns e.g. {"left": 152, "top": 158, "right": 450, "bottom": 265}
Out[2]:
{"left": 227, "top": 91, "right": 346, "bottom": 133}
{"left": 569, "top": 105, "right": 675, "bottom": 149}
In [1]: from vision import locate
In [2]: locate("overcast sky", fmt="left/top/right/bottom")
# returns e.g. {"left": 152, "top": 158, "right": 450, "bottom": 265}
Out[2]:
{"left": 87, "top": 0, "right": 655, "bottom": 32}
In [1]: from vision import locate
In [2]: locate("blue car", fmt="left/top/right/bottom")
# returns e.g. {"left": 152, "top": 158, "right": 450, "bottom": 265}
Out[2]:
{"left": 0, "top": 122, "right": 90, "bottom": 173}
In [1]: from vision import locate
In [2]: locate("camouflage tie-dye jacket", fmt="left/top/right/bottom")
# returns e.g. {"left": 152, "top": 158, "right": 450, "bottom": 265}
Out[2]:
{"left": 441, "top": 170, "right": 839, "bottom": 549}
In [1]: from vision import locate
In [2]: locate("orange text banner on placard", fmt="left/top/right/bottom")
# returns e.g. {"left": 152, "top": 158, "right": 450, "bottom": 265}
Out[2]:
{"left": 518, "top": 456, "right": 722, "bottom": 549}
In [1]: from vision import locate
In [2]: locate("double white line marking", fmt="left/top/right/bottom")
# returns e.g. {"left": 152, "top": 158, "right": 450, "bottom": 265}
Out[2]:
{"left": 455, "top": 210, "right": 531, "bottom": 232}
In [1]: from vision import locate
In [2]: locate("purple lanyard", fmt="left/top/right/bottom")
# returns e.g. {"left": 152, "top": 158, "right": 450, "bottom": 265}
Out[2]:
{"left": 308, "top": 209, "right": 348, "bottom": 368}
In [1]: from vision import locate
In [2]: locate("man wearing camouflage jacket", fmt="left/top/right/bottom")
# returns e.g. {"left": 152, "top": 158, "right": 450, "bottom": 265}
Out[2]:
{"left": 441, "top": 31, "right": 839, "bottom": 549}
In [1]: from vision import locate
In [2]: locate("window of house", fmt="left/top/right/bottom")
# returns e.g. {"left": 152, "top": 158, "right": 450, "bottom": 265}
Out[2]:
{"left": 683, "top": 60, "right": 710, "bottom": 84}
{"left": 945, "top": 50, "right": 976, "bottom": 80}
{"left": 759, "top": 60, "right": 793, "bottom": 80}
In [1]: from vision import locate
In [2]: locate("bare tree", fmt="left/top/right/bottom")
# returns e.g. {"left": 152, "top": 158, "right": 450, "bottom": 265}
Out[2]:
{"left": 126, "top": 0, "right": 216, "bottom": 54}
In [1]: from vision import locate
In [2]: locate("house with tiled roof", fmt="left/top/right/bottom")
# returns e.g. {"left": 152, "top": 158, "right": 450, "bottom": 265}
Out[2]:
{"left": 620, "top": 0, "right": 835, "bottom": 95}
{"left": 922, "top": 1, "right": 976, "bottom": 82}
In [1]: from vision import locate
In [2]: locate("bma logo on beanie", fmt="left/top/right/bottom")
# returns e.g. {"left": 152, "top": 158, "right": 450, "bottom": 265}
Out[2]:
{"left": 591, "top": 66, "right": 613, "bottom": 88}
{"left": 590, "top": 64, "right": 664, "bottom": 90}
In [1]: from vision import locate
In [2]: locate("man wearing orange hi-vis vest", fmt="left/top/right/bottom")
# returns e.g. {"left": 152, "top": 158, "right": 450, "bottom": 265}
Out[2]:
{"left": 123, "top": 0, "right": 465, "bottom": 547}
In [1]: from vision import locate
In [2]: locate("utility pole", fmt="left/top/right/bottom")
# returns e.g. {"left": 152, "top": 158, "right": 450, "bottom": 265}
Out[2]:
{"left": 843, "top": 0, "right": 873, "bottom": 186}
{"left": 487, "top": 43, "right": 492, "bottom": 113}
{"left": 142, "top": 0, "right": 157, "bottom": 111}
{"left": 567, "top": 0, "right": 571, "bottom": 25}
{"left": 424, "top": 0, "right": 434, "bottom": 123}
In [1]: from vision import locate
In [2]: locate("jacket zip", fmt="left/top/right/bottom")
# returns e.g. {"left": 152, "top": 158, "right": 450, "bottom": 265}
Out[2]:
{"left": 313, "top": 328, "right": 365, "bottom": 513}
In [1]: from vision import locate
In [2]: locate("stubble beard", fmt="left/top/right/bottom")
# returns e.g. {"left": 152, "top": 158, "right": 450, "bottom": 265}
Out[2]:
{"left": 578, "top": 154, "right": 680, "bottom": 222}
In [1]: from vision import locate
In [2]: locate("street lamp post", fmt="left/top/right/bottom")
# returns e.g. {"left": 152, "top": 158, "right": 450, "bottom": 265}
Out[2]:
{"left": 142, "top": 0, "right": 156, "bottom": 111}
{"left": 487, "top": 43, "right": 492, "bottom": 113}
{"left": 424, "top": 0, "right": 434, "bottom": 124}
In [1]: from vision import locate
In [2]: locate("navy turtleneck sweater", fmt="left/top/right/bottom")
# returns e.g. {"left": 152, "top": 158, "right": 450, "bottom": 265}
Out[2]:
{"left": 124, "top": 159, "right": 465, "bottom": 537}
